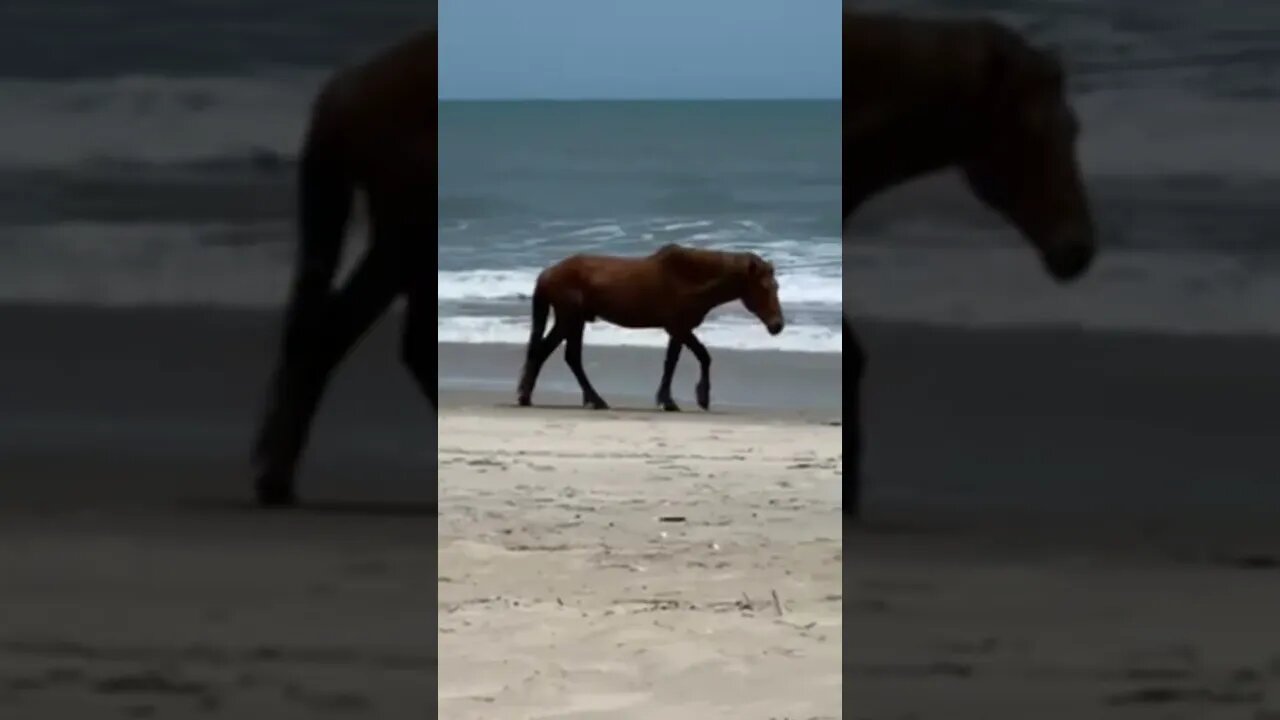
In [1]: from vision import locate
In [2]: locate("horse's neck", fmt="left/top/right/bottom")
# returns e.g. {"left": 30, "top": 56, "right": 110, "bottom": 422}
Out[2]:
{"left": 686, "top": 271, "right": 742, "bottom": 313}
{"left": 847, "top": 100, "right": 975, "bottom": 196}
{"left": 658, "top": 249, "right": 742, "bottom": 311}
{"left": 844, "top": 19, "right": 988, "bottom": 208}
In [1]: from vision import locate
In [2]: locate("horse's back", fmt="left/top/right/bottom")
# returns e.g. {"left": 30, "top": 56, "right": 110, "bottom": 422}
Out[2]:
{"left": 539, "top": 252, "right": 654, "bottom": 287}
{"left": 539, "top": 245, "right": 723, "bottom": 297}
{"left": 535, "top": 252, "right": 670, "bottom": 324}
{"left": 309, "top": 28, "right": 436, "bottom": 193}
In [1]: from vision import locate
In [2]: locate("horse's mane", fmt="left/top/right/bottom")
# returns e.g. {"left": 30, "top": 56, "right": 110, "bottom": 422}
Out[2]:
{"left": 651, "top": 244, "right": 769, "bottom": 300}
{"left": 653, "top": 244, "right": 738, "bottom": 275}
{"left": 844, "top": 11, "right": 1064, "bottom": 99}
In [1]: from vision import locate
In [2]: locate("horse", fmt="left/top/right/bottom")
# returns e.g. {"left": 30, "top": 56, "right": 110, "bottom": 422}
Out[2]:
{"left": 842, "top": 12, "right": 1098, "bottom": 518}
{"left": 251, "top": 28, "right": 436, "bottom": 507}
{"left": 516, "top": 243, "right": 785, "bottom": 412}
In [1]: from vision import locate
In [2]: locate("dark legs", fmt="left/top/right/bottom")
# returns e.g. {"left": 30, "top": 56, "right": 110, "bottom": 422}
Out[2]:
{"left": 656, "top": 336, "right": 683, "bottom": 411}
{"left": 516, "top": 322, "right": 567, "bottom": 406}
{"left": 656, "top": 332, "right": 712, "bottom": 411}
{"left": 685, "top": 333, "right": 712, "bottom": 410}
{"left": 842, "top": 193, "right": 866, "bottom": 518}
{"left": 845, "top": 313, "right": 866, "bottom": 519}
{"left": 402, "top": 281, "right": 436, "bottom": 409}
{"left": 252, "top": 249, "right": 400, "bottom": 506}
{"left": 515, "top": 316, "right": 607, "bottom": 410}
{"left": 563, "top": 320, "right": 608, "bottom": 409}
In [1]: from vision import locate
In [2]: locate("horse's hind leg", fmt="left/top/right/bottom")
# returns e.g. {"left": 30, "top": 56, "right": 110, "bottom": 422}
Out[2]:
{"left": 518, "top": 320, "right": 568, "bottom": 405}
{"left": 252, "top": 249, "right": 400, "bottom": 506}
{"left": 563, "top": 320, "right": 608, "bottom": 410}
{"left": 401, "top": 277, "right": 436, "bottom": 409}
{"left": 655, "top": 335, "right": 683, "bottom": 411}
{"left": 845, "top": 313, "right": 866, "bottom": 519}
{"left": 681, "top": 332, "right": 713, "bottom": 411}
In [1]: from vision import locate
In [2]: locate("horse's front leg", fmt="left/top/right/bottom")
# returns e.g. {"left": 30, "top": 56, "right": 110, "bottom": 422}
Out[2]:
{"left": 563, "top": 319, "right": 609, "bottom": 410}
{"left": 681, "top": 332, "right": 713, "bottom": 411}
{"left": 845, "top": 313, "right": 866, "bottom": 519}
{"left": 656, "top": 334, "right": 683, "bottom": 411}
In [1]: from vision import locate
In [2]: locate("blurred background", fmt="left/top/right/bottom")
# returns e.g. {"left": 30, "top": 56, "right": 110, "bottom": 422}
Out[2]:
{"left": 0, "top": 1, "right": 439, "bottom": 505}
{"left": 849, "top": 0, "right": 1280, "bottom": 335}
{"left": 845, "top": 0, "right": 1280, "bottom": 518}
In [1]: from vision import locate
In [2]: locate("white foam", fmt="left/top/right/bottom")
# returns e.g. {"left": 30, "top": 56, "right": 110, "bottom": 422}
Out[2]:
{"left": 1076, "top": 86, "right": 1280, "bottom": 178}
{"left": 564, "top": 224, "right": 626, "bottom": 239}
{"left": 0, "top": 221, "right": 296, "bottom": 307}
{"left": 844, "top": 244, "right": 1280, "bottom": 335}
{"left": 655, "top": 220, "right": 714, "bottom": 232}
{"left": 0, "top": 73, "right": 322, "bottom": 167}
{"left": 13, "top": 222, "right": 1280, "bottom": 341}
{"left": 437, "top": 268, "right": 540, "bottom": 301}
{"left": 436, "top": 315, "right": 843, "bottom": 353}
{"left": 437, "top": 267, "right": 843, "bottom": 306}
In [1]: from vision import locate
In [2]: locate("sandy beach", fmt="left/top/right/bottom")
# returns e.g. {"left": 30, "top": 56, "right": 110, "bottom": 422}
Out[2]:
{"left": 437, "top": 402, "right": 843, "bottom": 719}
{"left": 0, "top": 304, "right": 844, "bottom": 718}
{"left": 845, "top": 520, "right": 1280, "bottom": 720}
{"left": 4, "top": 305, "right": 1280, "bottom": 717}
{"left": 0, "top": 304, "right": 440, "bottom": 719}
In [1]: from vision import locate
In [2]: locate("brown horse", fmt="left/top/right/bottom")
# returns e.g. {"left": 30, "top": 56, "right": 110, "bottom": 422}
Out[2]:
{"left": 843, "top": 12, "right": 1098, "bottom": 518}
{"left": 516, "top": 244, "right": 785, "bottom": 412}
{"left": 251, "top": 28, "right": 436, "bottom": 507}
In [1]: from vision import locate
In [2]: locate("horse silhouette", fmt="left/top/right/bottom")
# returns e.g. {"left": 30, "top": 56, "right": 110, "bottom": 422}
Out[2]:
{"left": 517, "top": 244, "right": 785, "bottom": 411}
{"left": 252, "top": 28, "right": 436, "bottom": 507}
{"left": 843, "top": 12, "right": 1098, "bottom": 518}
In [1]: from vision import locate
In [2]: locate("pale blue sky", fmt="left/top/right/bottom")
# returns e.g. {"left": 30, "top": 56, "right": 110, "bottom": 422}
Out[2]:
{"left": 439, "top": 0, "right": 840, "bottom": 100}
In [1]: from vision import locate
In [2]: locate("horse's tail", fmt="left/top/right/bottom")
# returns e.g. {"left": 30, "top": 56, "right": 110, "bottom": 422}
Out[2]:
{"left": 281, "top": 120, "right": 353, "bottom": 352}
{"left": 525, "top": 281, "right": 551, "bottom": 356}
{"left": 515, "top": 279, "right": 551, "bottom": 400}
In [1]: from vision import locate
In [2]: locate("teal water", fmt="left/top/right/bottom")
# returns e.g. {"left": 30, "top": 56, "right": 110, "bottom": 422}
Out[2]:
{"left": 438, "top": 100, "right": 843, "bottom": 352}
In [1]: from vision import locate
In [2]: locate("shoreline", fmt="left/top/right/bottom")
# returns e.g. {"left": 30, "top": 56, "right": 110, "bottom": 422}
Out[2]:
{"left": 4, "top": 300, "right": 1280, "bottom": 517}
{"left": 3, "top": 302, "right": 1280, "bottom": 716}
{"left": 438, "top": 340, "right": 843, "bottom": 415}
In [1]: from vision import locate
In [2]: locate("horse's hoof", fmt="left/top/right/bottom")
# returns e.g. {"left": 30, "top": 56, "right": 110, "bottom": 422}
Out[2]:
{"left": 659, "top": 401, "right": 680, "bottom": 412}
{"left": 696, "top": 384, "right": 710, "bottom": 410}
{"left": 255, "top": 480, "right": 297, "bottom": 508}
{"left": 585, "top": 398, "right": 609, "bottom": 410}
{"left": 516, "top": 395, "right": 532, "bottom": 407}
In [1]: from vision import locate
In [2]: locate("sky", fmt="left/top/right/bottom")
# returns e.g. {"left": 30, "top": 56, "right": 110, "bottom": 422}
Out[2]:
{"left": 439, "top": 0, "right": 840, "bottom": 100}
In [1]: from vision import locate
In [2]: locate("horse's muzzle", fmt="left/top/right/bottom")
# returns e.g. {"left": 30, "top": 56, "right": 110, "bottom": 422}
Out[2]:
{"left": 766, "top": 319, "right": 785, "bottom": 336}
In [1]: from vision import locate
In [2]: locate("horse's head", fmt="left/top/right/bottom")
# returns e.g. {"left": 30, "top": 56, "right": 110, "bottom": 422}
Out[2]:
{"left": 963, "top": 26, "right": 1096, "bottom": 283}
{"left": 738, "top": 253, "right": 785, "bottom": 336}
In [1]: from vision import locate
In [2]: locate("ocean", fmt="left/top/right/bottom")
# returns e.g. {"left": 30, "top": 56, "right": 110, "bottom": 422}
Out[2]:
{"left": 439, "top": 100, "right": 842, "bottom": 352}
{"left": 4, "top": 1, "right": 1280, "bottom": 346}
{"left": 0, "top": 2, "right": 428, "bottom": 309}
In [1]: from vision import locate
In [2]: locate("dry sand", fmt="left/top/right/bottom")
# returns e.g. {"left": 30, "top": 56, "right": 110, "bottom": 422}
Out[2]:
{"left": 437, "top": 404, "right": 844, "bottom": 719}
{"left": 845, "top": 518, "right": 1280, "bottom": 720}
{"left": 0, "top": 510, "right": 437, "bottom": 719}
